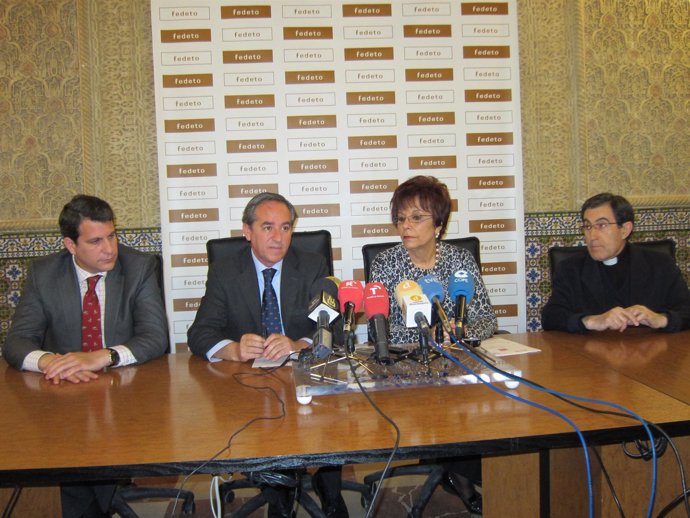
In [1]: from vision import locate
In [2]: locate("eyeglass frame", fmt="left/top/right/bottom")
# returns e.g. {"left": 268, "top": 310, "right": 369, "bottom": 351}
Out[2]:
{"left": 581, "top": 220, "right": 621, "bottom": 233}
{"left": 394, "top": 213, "right": 434, "bottom": 226}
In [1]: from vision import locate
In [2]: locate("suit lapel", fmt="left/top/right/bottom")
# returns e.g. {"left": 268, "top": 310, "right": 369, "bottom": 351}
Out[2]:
{"left": 238, "top": 248, "right": 262, "bottom": 330}
{"left": 104, "top": 259, "right": 124, "bottom": 347}
{"left": 279, "top": 249, "right": 300, "bottom": 334}
{"left": 58, "top": 255, "right": 84, "bottom": 348}
{"left": 580, "top": 255, "right": 608, "bottom": 304}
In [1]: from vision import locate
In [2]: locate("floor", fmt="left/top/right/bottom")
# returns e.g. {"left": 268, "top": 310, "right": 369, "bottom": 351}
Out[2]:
{"left": 124, "top": 462, "right": 476, "bottom": 517}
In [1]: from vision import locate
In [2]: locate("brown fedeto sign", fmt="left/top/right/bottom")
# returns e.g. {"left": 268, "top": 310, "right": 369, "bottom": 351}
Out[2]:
{"left": 409, "top": 156, "right": 457, "bottom": 169}
{"left": 285, "top": 70, "right": 336, "bottom": 84}
{"left": 166, "top": 163, "right": 217, "bottom": 178}
{"left": 461, "top": 3, "right": 510, "bottom": 15}
{"left": 482, "top": 262, "right": 518, "bottom": 275}
{"left": 171, "top": 253, "right": 208, "bottom": 268}
{"left": 403, "top": 25, "right": 452, "bottom": 37}
{"left": 160, "top": 29, "right": 211, "bottom": 43}
{"left": 286, "top": 115, "right": 337, "bottom": 129}
{"left": 348, "top": 135, "right": 397, "bottom": 149}
{"left": 467, "top": 176, "right": 516, "bottom": 189}
{"left": 407, "top": 112, "right": 456, "bottom": 125}
{"left": 164, "top": 119, "right": 215, "bottom": 133}
{"left": 463, "top": 46, "right": 511, "bottom": 59}
{"left": 294, "top": 204, "right": 341, "bottom": 217}
{"left": 226, "top": 139, "right": 278, "bottom": 153}
{"left": 342, "top": 4, "right": 393, "bottom": 16}
{"left": 169, "top": 208, "right": 219, "bottom": 223}
{"left": 351, "top": 224, "right": 397, "bottom": 238}
{"left": 405, "top": 68, "right": 454, "bottom": 81}
{"left": 346, "top": 91, "right": 396, "bottom": 104}
{"left": 466, "top": 133, "right": 514, "bottom": 146}
{"left": 465, "top": 89, "right": 512, "bottom": 102}
{"left": 493, "top": 304, "right": 519, "bottom": 317}
{"left": 225, "top": 95, "right": 276, "bottom": 108}
{"left": 221, "top": 5, "right": 271, "bottom": 18}
{"left": 289, "top": 159, "right": 339, "bottom": 173}
{"left": 163, "top": 74, "right": 213, "bottom": 88}
{"left": 228, "top": 184, "right": 279, "bottom": 198}
{"left": 223, "top": 49, "right": 273, "bottom": 64}
{"left": 344, "top": 47, "right": 394, "bottom": 60}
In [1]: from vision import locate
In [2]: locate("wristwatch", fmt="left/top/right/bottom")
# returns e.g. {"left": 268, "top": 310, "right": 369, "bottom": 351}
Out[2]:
{"left": 106, "top": 347, "right": 120, "bottom": 367}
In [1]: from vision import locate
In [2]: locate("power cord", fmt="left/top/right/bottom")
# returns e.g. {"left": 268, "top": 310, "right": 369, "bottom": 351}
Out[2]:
{"left": 170, "top": 356, "right": 291, "bottom": 517}
{"left": 345, "top": 354, "right": 401, "bottom": 518}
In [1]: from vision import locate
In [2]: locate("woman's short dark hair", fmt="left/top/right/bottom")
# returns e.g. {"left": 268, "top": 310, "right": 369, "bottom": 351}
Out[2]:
{"left": 242, "top": 192, "right": 297, "bottom": 226}
{"left": 390, "top": 175, "right": 451, "bottom": 237}
{"left": 581, "top": 192, "right": 634, "bottom": 226}
{"left": 58, "top": 195, "right": 115, "bottom": 242}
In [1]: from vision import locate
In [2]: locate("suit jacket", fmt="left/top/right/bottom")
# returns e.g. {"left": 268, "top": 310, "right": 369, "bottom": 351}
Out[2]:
{"left": 3, "top": 244, "right": 169, "bottom": 369}
{"left": 187, "top": 245, "right": 328, "bottom": 359}
{"left": 542, "top": 243, "right": 690, "bottom": 333}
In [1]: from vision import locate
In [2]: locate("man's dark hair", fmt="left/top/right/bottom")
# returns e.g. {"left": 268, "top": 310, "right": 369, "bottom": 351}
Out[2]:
{"left": 242, "top": 192, "right": 297, "bottom": 226}
{"left": 580, "top": 192, "right": 634, "bottom": 226}
{"left": 59, "top": 195, "right": 115, "bottom": 242}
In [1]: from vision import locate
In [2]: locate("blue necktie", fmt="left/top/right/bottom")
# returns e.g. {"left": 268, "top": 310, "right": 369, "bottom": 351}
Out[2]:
{"left": 261, "top": 268, "right": 282, "bottom": 336}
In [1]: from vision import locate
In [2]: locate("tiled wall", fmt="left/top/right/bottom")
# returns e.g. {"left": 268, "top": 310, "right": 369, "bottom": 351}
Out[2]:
{"left": 1, "top": 209, "right": 688, "bottom": 347}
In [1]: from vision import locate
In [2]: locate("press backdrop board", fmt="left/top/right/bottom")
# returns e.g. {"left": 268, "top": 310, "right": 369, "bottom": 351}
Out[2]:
{"left": 150, "top": 1, "right": 526, "bottom": 351}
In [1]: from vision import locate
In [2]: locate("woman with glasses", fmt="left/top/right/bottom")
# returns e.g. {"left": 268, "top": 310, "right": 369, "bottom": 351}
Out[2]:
{"left": 369, "top": 175, "right": 495, "bottom": 514}
{"left": 370, "top": 175, "right": 497, "bottom": 345}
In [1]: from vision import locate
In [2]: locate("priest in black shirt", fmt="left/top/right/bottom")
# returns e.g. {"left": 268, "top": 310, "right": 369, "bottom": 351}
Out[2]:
{"left": 542, "top": 193, "right": 690, "bottom": 333}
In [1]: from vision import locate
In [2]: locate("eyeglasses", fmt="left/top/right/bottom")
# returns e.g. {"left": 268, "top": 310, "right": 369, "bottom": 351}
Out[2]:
{"left": 394, "top": 214, "right": 433, "bottom": 226}
{"left": 581, "top": 220, "right": 618, "bottom": 232}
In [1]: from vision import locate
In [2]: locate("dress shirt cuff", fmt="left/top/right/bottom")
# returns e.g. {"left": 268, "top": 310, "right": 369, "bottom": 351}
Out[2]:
{"left": 22, "top": 351, "right": 53, "bottom": 373}
{"left": 207, "top": 339, "right": 232, "bottom": 362}
{"left": 110, "top": 345, "right": 136, "bottom": 367}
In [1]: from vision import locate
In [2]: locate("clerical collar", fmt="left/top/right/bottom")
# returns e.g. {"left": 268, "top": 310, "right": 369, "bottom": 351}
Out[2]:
{"left": 603, "top": 256, "right": 618, "bottom": 266}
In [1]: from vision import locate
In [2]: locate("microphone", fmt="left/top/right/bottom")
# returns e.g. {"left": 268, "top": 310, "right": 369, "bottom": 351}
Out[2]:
{"left": 418, "top": 275, "right": 453, "bottom": 337}
{"left": 448, "top": 270, "right": 476, "bottom": 339}
{"left": 394, "top": 280, "right": 432, "bottom": 330}
{"left": 337, "top": 280, "right": 364, "bottom": 338}
{"left": 363, "top": 282, "right": 392, "bottom": 364}
{"left": 307, "top": 277, "right": 340, "bottom": 358}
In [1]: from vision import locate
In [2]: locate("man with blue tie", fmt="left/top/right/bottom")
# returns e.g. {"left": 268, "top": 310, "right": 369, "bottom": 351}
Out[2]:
{"left": 188, "top": 192, "right": 347, "bottom": 517}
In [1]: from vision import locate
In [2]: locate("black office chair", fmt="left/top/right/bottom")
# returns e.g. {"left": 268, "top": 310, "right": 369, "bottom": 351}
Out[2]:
{"left": 109, "top": 254, "right": 196, "bottom": 517}
{"left": 360, "top": 237, "right": 484, "bottom": 517}
{"left": 548, "top": 238, "right": 676, "bottom": 279}
{"left": 207, "top": 229, "right": 334, "bottom": 275}
{"left": 362, "top": 236, "right": 481, "bottom": 282}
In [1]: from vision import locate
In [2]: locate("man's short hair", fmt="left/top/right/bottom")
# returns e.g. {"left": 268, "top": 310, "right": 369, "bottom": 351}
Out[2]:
{"left": 581, "top": 192, "right": 634, "bottom": 226}
{"left": 59, "top": 195, "right": 115, "bottom": 242}
{"left": 242, "top": 192, "right": 297, "bottom": 226}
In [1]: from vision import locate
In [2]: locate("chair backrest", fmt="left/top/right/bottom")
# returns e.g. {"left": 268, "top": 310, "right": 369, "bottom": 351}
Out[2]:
{"left": 361, "top": 236, "right": 481, "bottom": 282}
{"left": 548, "top": 238, "right": 676, "bottom": 278}
{"left": 206, "top": 230, "right": 334, "bottom": 275}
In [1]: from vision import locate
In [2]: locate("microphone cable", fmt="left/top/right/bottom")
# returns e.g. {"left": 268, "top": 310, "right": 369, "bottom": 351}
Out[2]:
{"left": 344, "top": 354, "right": 401, "bottom": 518}
{"left": 426, "top": 336, "right": 596, "bottom": 518}
{"left": 170, "top": 356, "right": 292, "bottom": 518}
{"left": 434, "top": 336, "right": 664, "bottom": 518}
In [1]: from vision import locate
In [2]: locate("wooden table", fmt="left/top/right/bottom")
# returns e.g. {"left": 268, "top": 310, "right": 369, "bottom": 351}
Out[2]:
{"left": 1, "top": 331, "right": 689, "bottom": 517}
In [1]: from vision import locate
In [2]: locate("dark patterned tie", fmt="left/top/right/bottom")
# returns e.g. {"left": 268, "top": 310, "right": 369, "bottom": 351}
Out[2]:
{"left": 81, "top": 275, "right": 103, "bottom": 352}
{"left": 261, "top": 268, "right": 282, "bottom": 336}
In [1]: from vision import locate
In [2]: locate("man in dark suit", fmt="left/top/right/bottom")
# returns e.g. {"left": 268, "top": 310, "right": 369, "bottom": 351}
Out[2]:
{"left": 188, "top": 192, "right": 347, "bottom": 518}
{"left": 3, "top": 194, "right": 168, "bottom": 517}
{"left": 542, "top": 192, "right": 690, "bottom": 333}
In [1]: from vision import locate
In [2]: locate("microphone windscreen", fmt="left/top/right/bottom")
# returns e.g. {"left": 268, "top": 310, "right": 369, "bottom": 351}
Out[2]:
{"left": 363, "top": 282, "right": 389, "bottom": 319}
{"left": 310, "top": 277, "right": 339, "bottom": 299}
{"left": 326, "top": 275, "right": 341, "bottom": 288}
{"left": 448, "top": 270, "right": 476, "bottom": 300}
{"left": 417, "top": 275, "right": 445, "bottom": 303}
{"left": 338, "top": 280, "right": 364, "bottom": 312}
{"left": 393, "top": 279, "right": 422, "bottom": 308}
